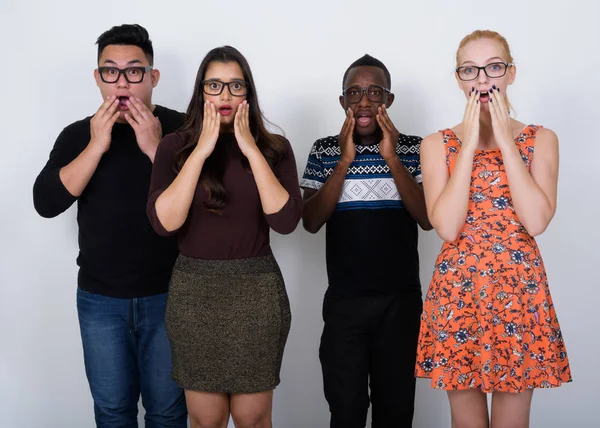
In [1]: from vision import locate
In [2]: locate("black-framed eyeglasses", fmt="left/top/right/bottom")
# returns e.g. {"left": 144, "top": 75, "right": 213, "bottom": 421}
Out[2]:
{"left": 97, "top": 66, "right": 153, "bottom": 84}
{"left": 202, "top": 79, "right": 248, "bottom": 96}
{"left": 342, "top": 85, "right": 391, "bottom": 104}
{"left": 455, "top": 62, "right": 513, "bottom": 81}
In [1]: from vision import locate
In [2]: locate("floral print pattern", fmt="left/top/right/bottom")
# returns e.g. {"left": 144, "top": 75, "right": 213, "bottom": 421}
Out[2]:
{"left": 415, "top": 125, "right": 572, "bottom": 393}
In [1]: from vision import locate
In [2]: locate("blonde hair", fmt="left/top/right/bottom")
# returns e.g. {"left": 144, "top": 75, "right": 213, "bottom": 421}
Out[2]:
{"left": 456, "top": 30, "right": 514, "bottom": 114}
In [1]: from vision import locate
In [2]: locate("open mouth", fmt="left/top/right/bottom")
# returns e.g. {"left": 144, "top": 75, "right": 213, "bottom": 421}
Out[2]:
{"left": 356, "top": 112, "right": 373, "bottom": 127}
{"left": 479, "top": 91, "right": 490, "bottom": 103}
{"left": 117, "top": 96, "right": 130, "bottom": 109}
{"left": 218, "top": 105, "right": 233, "bottom": 116}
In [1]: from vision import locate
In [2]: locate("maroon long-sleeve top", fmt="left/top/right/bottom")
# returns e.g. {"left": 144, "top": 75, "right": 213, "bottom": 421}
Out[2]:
{"left": 147, "top": 132, "right": 302, "bottom": 260}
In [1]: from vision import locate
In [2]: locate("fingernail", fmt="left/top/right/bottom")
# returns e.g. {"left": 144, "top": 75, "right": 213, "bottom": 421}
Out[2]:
{"left": 477, "top": 100, "right": 479, "bottom": 104}
{"left": 492, "top": 85, "right": 496, "bottom": 89}
{"left": 476, "top": 90, "right": 479, "bottom": 95}
{"left": 497, "top": 87, "right": 501, "bottom": 92}
{"left": 471, "top": 87, "right": 474, "bottom": 92}
{"left": 490, "top": 98, "right": 493, "bottom": 103}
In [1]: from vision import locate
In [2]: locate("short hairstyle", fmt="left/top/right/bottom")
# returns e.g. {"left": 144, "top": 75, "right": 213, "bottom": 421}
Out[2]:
{"left": 96, "top": 24, "right": 154, "bottom": 65}
{"left": 342, "top": 54, "right": 391, "bottom": 89}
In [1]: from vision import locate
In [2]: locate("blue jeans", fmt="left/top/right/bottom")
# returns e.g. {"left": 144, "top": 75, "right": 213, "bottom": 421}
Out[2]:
{"left": 77, "top": 288, "right": 187, "bottom": 428}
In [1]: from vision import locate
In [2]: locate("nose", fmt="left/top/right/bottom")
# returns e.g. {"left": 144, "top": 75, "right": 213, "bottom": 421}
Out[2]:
{"left": 220, "top": 84, "right": 232, "bottom": 101}
{"left": 357, "top": 89, "right": 371, "bottom": 108}
{"left": 476, "top": 69, "right": 489, "bottom": 87}
{"left": 116, "top": 71, "right": 130, "bottom": 89}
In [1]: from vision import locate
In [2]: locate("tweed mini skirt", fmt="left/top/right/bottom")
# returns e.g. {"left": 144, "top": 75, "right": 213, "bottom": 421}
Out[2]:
{"left": 165, "top": 253, "right": 291, "bottom": 394}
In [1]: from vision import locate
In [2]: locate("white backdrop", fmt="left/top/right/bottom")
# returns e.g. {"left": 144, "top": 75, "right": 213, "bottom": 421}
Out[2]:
{"left": 1, "top": 0, "right": 598, "bottom": 427}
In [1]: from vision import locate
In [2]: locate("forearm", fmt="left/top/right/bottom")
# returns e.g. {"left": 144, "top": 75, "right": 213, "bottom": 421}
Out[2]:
{"left": 302, "top": 158, "right": 350, "bottom": 233}
{"left": 502, "top": 146, "right": 555, "bottom": 235}
{"left": 429, "top": 148, "right": 475, "bottom": 241}
{"left": 58, "top": 143, "right": 104, "bottom": 197}
{"left": 247, "top": 150, "right": 290, "bottom": 214}
{"left": 387, "top": 156, "right": 431, "bottom": 230}
{"left": 155, "top": 150, "right": 206, "bottom": 232}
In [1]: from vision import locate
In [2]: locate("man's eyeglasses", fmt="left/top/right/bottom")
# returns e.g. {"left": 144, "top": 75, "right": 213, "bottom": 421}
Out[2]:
{"left": 202, "top": 79, "right": 248, "bottom": 97}
{"left": 342, "top": 85, "right": 391, "bottom": 104}
{"left": 97, "top": 66, "right": 153, "bottom": 84}
{"left": 455, "top": 62, "right": 513, "bottom": 81}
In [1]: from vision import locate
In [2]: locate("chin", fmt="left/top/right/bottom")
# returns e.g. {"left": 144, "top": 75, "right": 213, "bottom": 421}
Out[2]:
{"left": 116, "top": 111, "right": 128, "bottom": 123}
{"left": 356, "top": 127, "right": 376, "bottom": 137}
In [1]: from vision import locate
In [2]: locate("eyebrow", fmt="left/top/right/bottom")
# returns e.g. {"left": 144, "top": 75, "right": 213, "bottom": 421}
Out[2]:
{"left": 101, "top": 59, "right": 144, "bottom": 66}
{"left": 203, "top": 77, "right": 245, "bottom": 82}
{"left": 460, "top": 57, "right": 504, "bottom": 66}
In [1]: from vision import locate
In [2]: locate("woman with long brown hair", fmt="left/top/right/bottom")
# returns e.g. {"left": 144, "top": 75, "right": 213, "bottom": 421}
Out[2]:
{"left": 147, "top": 46, "right": 302, "bottom": 428}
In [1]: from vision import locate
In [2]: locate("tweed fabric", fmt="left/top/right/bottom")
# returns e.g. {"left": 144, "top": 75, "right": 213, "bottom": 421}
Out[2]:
{"left": 166, "top": 254, "right": 291, "bottom": 393}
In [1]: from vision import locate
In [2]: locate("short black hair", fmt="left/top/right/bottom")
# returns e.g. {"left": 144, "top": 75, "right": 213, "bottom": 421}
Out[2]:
{"left": 96, "top": 24, "right": 154, "bottom": 65}
{"left": 342, "top": 54, "right": 391, "bottom": 89}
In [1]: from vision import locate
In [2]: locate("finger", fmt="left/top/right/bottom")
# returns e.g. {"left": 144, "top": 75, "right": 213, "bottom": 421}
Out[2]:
{"left": 240, "top": 101, "right": 248, "bottom": 131}
{"left": 376, "top": 107, "right": 386, "bottom": 131}
{"left": 202, "top": 101, "right": 209, "bottom": 130}
{"left": 211, "top": 109, "right": 220, "bottom": 140}
{"left": 375, "top": 112, "right": 387, "bottom": 134}
{"left": 488, "top": 88, "right": 499, "bottom": 122}
{"left": 234, "top": 103, "right": 241, "bottom": 132}
{"left": 378, "top": 105, "right": 394, "bottom": 131}
{"left": 133, "top": 97, "right": 151, "bottom": 115}
{"left": 203, "top": 102, "right": 211, "bottom": 134}
{"left": 467, "top": 88, "right": 480, "bottom": 123}
{"left": 211, "top": 103, "right": 219, "bottom": 131}
{"left": 130, "top": 97, "right": 151, "bottom": 122}
{"left": 215, "top": 112, "right": 221, "bottom": 136}
{"left": 126, "top": 99, "right": 145, "bottom": 124}
{"left": 493, "top": 86, "right": 509, "bottom": 118}
{"left": 153, "top": 116, "right": 162, "bottom": 138}
{"left": 380, "top": 105, "right": 392, "bottom": 123}
{"left": 463, "top": 87, "right": 474, "bottom": 122}
{"left": 340, "top": 108, "right": 351, "bottom": 136}
{"left": 238, "top": 102, "right": 246, "bottom": 131}
{"left": 469, "top": 87, "right": 480, "bottom": 113}
{"left": 102, "top": 97, "right": 120, "bottom": 119}
{"left": 124, "top": 112, "right": 138, "bottom": 129}
{"left": 97, "top": 96, "right": 118, "bottom": 118}
{"left": 346, "top": 108, "right": 355, "bottom": 131}
{"left": 244, "top": 102, "right": 250, "bottom": 130}
{"left": 207, "top": 102, "right": 216, "bottom": 130}
{"left": 473, "top": 94, "right": 481, "bottom": 125}
{"left": 208, "top": 102, "right": 217, "bottom": 131}
{"left": 108, "top": 110, "right": 121, "bottom": 126}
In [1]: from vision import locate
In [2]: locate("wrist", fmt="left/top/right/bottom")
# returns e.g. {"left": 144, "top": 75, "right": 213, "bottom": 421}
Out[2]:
{"left": 87, "top": 139, "right": 108, "bottom": 157}
{"left": 383, "top": 153, "right": 399, "bottom": 164}
{"left": 245, "top": 146, "right": 264, "bottom": 162}
{"left": 337, "top": 157, "right": 353, "bottom": 170}
{"left": 191, "top": 145, "right": 210, "bottom": 161}
{"left": 143, "top": 145, "right": 158, "bottom": 162}
{"left": 339, "top": 153, "right": 354, "bottom": 165}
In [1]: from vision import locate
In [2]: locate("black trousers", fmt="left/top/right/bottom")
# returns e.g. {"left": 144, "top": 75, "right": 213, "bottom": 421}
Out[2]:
{"left": 319, "top": 293, "right": 423, "bottom": 428}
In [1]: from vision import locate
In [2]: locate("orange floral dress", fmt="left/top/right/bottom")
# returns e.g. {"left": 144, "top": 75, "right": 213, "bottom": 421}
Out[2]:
{"left": 415, "top": 125, "right": 572, "bottom": 393}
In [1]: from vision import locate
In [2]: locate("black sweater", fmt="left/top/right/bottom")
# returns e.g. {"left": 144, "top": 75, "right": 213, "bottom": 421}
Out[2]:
{"left": 33, "top": 105, "right": 184, "bottom": 298}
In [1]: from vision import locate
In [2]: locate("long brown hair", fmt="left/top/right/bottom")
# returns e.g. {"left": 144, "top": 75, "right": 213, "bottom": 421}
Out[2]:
{"left": 175, "top": 46, "right": 285, "bottom": 212}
